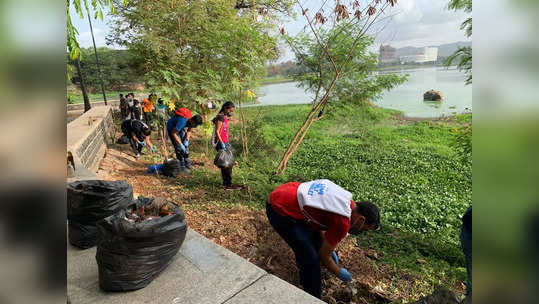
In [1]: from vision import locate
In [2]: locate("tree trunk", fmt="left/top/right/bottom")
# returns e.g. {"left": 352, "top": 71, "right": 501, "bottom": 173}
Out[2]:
{"left": 75, "top": 58, "right": 91, "bottom": 113}
{"left": 238, "top": 87, "right": 249, "bottom": 159}
{"left": 275, "top": 75, "right": 339, "bottom": 175}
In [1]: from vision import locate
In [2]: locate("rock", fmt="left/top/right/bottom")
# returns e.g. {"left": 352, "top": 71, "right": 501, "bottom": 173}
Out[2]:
{"left": 423, "top": 90, "right": 443, "bottom": 101}
{"left": 411, "top": 287, "right": 460, "bottom": 304}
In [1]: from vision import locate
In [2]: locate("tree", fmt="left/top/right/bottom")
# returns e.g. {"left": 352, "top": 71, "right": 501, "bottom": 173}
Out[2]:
{"left": 445, "top": 0, "right": 472, "bottom": 85}
{"left": 67, "top": 0, "right": 126, "bottom": 60}
{"left": 275, "top": 0, "right": 403, "bottom": 174}
{"left": 67, "top": 0, "right": 126, "bottom": 111}
{"left": 68, "top": 48, "right": 144, "bottom": 92}
{"left": 108, "top": 0, "right": 290, "bottom": 109}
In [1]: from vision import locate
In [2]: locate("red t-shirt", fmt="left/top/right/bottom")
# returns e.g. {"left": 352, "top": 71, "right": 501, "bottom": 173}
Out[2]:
{"left": 269, "top": 182, "right": 354, "bottom": 247}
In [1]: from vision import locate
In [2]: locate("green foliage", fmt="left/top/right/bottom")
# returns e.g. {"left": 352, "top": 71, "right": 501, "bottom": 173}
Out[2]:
{"left": 185, "top": 103, "right": 470, "bottom": 292}
{"left": 67, "top": 47, "right": 144, "bottom": 92}
{"left": 446, "top": 46, "right": 472, "bottom": 85}
{"left": 109, "top": 0, "right": 288, "bottom": 110}
{"left": 446, "top": 0, "right": 472, "bottom": 85}
{"left": 452, "top": 115, "right": 472, "bottom": 161}
{"left": 66, "top": 0, "right": 127, "bottom": 60}
{"left": 287, "top": 23, "right": 407, "bottom": 105}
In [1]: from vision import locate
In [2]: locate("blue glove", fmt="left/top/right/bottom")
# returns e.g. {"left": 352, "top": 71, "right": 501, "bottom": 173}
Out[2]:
{"left": 183, "top": 140, "right": 189, "bottom": 147}
{"left": 331, "top": 251, "right": 339, "bottom": 265}
{"left": 227, "top": 143, "right": 232, "bottom": 149}
{"left": 139, "top": 141, "right": 146, "bottom": 147}
{"left": 220, "top": 142, "right": 226, "bottom": 150}
{"left": 338, "top": 268, "right": 352, "bottom": 282}
{"left": 179, "top": 143, "right": 186, "bottom": 152}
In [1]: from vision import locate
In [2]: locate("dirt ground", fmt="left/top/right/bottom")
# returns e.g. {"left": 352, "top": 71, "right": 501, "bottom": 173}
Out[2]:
{"left": 96, "top": 141, "right": 440, "bottom": 304}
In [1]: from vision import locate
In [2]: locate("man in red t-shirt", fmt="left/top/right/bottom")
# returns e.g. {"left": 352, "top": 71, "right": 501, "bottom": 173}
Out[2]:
{"left": 266, "top": 181, "right": 380, "bottom": 299}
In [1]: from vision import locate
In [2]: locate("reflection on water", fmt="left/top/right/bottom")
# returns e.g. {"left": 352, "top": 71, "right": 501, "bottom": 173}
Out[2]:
{"left": 255, "top": 66, "right": 472, "bottom": 118}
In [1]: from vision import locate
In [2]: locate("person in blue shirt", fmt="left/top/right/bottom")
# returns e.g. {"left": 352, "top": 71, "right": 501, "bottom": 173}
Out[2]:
{"left": 166, "top": 108, "right": 203, "bottom": 172}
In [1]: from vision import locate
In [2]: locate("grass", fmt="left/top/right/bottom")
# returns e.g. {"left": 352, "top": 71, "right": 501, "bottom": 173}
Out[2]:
{"left": 67, "top": 90, "right": 150, "bottom": 104}
{"left": 182, "top": 102, "right": 471, "bottom": 298}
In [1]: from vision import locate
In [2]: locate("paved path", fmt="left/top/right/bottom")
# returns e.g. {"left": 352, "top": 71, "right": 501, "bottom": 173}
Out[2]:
{"left": 68, "top": 229, "right": 324, "bottom": 304}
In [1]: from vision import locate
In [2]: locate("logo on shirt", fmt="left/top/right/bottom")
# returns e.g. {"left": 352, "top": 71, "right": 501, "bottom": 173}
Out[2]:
{"left": 308, "top": 183, "right": 327, "bottom": 196}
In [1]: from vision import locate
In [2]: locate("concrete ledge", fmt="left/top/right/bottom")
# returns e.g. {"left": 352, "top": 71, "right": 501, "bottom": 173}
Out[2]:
{"left": 67, "top": 100, "right": 120, "bottom": 112}
{"left": 224, "top": 274, "right": 324, "bottom": 304}
{"left": 67, "top": 106, "right": 114, "bottom": 174}
{"left": 68, "top": 229, "right": 324, "bottom": 304}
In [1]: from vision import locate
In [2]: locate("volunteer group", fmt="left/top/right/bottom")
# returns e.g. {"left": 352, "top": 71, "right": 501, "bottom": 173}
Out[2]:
{"left": 118, "top": 94, "right": 472, "bottom": 301}
{"left": 119, "top": 93, "right": 241, "bottom": 190}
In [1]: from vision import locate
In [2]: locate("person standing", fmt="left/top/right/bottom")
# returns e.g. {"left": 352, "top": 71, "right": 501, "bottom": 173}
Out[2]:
{"left": 460, "top": 206, "right": 472, "bottom": 301}
{"left": 266, "top": 179, "right": 380, "bottom": 299}
{"left": 119, "top": 94, "right": 129, "bottom": 120}
{"left": 120, "top": 119, "right": 155, "bottom": 158}
{"left": 131, "top": 99, "right": 142, "bottom": 121}
{"left": 211, "top": 101, "right": 241, "bottom": 190}
{"left": 142, "top": 94, "right": 155, "bottom": 126}
{"left": 166, "top": 107, "right": 203, "bottom": 172}
{"left": 126, "top": 93, "right": 134, "bottom": 119}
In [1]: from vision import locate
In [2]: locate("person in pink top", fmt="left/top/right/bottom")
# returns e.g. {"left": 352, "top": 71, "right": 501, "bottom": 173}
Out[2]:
{"left": 211, "top": 101, "right": 242, "bottom": 190}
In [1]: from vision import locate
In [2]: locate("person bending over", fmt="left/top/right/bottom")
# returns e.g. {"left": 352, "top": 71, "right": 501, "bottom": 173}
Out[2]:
{"left": 266, "top": 179, "right": 380, "bottom": 299}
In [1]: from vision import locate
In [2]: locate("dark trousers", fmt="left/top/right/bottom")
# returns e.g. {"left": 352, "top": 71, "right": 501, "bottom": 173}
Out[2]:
{"left": 266, "top": 203, "right": 322, "bottom": 299}
{"left": 460, "top": 225, "right": 472, "bottom": 296}
{"left": 216, "top": 143, "right": 232, "bottom": 186}
{"left": 128, "top": 137, "right": 142, "bottom": 155}
{"left": 168, "top": 131, "right": 189, "bottom": 167}
{"left": 143, "top": 111, "right": 152, "bottom": 126}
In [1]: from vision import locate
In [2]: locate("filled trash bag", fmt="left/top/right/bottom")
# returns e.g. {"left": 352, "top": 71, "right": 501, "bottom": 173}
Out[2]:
{"left": 96, "top": 197, "right": 187, "bottom": 291}
{"left": 214, "top": 149, "right": 235, "bottom": 168}
{"left": 162, "top": 159, "right": 181, "bottom": 177}
{"left": 67, "top": 180, "right": 134, "bottom": 249}
{"left": 116, "top": 135, "right": 129, "bottom": 145}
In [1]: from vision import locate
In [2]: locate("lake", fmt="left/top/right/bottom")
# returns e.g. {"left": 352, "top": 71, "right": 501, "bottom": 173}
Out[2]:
{"left": 255, "top": 66, "right": 472, "bottom": 118}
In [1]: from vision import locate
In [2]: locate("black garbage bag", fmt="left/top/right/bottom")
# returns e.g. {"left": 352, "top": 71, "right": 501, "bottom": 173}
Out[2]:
{"left": 162, "top": 159, "right": 181, "bottom": 177}
{"left": 67, "top": 180, "right": 133, "bottom": 249}
{"left": 116, "top": 135, "right": 129, "bottom": 144}
{"left": 96, "top": 197, "right": 188, "bottom": 291}
{"left": 214, "top": 149, "right": 235, "bottom": 168}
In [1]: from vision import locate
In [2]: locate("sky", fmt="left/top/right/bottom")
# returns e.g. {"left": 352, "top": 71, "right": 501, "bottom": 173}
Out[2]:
{"left": 71, "top": 0, "right": 471, "bottom": 59}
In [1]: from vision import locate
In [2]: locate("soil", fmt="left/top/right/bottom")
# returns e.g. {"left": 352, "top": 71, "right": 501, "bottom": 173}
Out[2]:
{"left": 96, "top": 136, "right": 457, "bottom": 303}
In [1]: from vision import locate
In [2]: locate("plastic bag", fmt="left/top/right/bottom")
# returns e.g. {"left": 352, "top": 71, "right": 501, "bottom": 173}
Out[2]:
{"left": 116, "top": 135, "right": 129, "bottom": 144}
{"left": 214, "top": 149, "right": 235, "bottom": 168}
{"left": 96, "top": 197, "right": 188, "bottom": 291}
{"left": 162, "top": 159, "right": 181, "bottom": 177}
{"left": 67, "top": 180, "right": 133, "bottom": 249}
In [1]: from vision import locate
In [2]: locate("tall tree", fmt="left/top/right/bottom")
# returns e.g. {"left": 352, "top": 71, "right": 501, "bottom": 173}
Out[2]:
{"left": 275, "top": 0, "right": 403, "bottom": 174}
{"left": 67, "top": 0, "right": 125, "bottom": 111}
{"left": 445, "top": 0, "right": 472, "bottom": 85}
{"left": 108, "top": 0, "right": 290, "bottom": 111}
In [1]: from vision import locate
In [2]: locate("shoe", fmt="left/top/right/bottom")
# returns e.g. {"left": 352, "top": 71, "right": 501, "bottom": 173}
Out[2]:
{"left": 224, "top": 184, "right": 243, "bottom": 190}
{"left": 185, "top": 163, "right": 194, "bottom": 170}
{"left": 135, "top": 153, "right": 141, "bottom": 158}
{"left": 180, "top": 167, "right": 191, "bottom": 174}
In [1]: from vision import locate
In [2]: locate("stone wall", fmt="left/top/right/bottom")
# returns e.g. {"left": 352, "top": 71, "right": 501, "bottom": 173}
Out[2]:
{"left": 67, "top": 106, "right": 115, "bottom": 175}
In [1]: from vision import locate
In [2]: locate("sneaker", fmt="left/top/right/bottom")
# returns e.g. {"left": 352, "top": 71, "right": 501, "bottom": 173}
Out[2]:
{"left": 135, "top": 153, "right": 141, "bottom": 158}
{"left": 185, "top": 163, "right": 194, "bottom": 170}
{"left": 224, "top": 184, "right": 243, "bottom": 190}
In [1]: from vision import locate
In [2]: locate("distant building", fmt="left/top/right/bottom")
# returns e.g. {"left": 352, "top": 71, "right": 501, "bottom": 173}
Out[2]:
{"left": 379, "top": 44, "right": 398, "bottom": 63}
{"left": 400, "top": 47, "right": 438, "bottom": 63}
